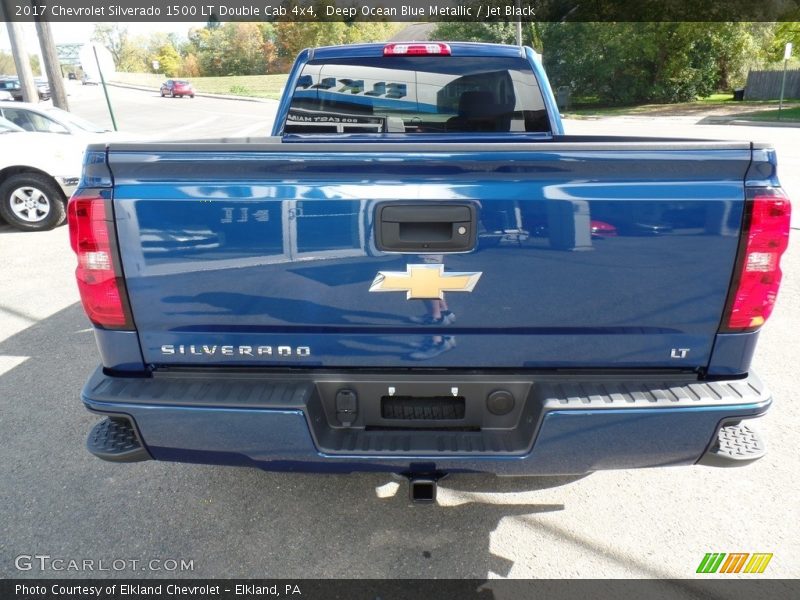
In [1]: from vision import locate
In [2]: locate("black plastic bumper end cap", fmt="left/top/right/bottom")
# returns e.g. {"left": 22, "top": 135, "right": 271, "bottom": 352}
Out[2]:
{"left": 87, "top": 418, "right": 151, "bottom": 463}
{"left": 698, "top": 421, "right": 766, "bottom": 468}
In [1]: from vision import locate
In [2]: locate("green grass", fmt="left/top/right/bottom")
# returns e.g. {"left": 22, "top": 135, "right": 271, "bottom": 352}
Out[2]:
{"left": 189, "top": 75, "right": 288, "bottom": 99}
{"left": 562, "top": 95, "right": 732, "bottom": 118}
{"left": 564, "top": 92, "right": 735, "bottom": 115}
{"left": 696, "top": 93, "right": 734, "bottom": 103}
{"left": 733, "top": 99, "right": 800, "bottom": 105}
{"left": 109, "top": 72, "right": 289, "bottom": 100}
{"left": 562, "top": 106, "right": 638, "bottom": 117}
{"left": 563, "top": 92, "right": 800, "bottom": 118}
{"left": 734, "top": 106, "right": 800, "bottom": 122}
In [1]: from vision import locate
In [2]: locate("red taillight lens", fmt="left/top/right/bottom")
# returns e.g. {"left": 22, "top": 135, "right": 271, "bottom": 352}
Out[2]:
{"left": 68, "top": 194, "right": 133, "bottom": 329}
{"left": 724, "top": 188, "right": 791, "bottom": 330}
{"left": 383, "top": 43, "right": 451, "bottom": 56}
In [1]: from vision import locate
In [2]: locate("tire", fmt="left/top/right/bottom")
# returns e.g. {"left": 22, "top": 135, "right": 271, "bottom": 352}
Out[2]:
{"left": 189, "top": 94, "right": 195, "bottom": 99}
{"left": 0, "top": 173, "right": 66, "bottom": 232}
{"left": 160, "top": 89, "right": 165, "bottom": 97}
{"left": 171, "top": 91, "right": 177, "bottom": 98}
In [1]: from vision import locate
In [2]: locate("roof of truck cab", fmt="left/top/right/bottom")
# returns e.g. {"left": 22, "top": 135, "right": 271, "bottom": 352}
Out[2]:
{"left": 308, "top": 42, "right": 525, "bottom": 61}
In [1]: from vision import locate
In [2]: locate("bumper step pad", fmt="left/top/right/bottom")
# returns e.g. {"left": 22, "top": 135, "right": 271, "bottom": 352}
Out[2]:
{"left": 87, "top": 418, "right": 151, "bottom": 463}
{"left": 699, "top": 421, "right": 766, "bottom": 467}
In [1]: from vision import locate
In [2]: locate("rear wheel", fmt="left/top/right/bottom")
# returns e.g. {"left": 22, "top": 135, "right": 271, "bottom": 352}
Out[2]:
{"left": 0, "top": 173, "right": 66, "bottom": 232}
{"left": 171, "top": 91, "right": 177, "bottom": 98}
{"left": 160, "top": 89, "right": 165, "bottom": 97}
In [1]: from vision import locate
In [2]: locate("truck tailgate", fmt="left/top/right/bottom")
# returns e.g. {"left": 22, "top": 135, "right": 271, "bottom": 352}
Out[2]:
{"left": 107, "top": 141, "right": 751, "bottom": 370}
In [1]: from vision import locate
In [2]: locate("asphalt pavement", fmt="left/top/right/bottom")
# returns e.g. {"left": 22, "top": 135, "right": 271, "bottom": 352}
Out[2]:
{"left": 0, "top": 86, "right": 798, "bottom": 580}
{"left": 64, "top": 79, "right": 279, "bottom": 139}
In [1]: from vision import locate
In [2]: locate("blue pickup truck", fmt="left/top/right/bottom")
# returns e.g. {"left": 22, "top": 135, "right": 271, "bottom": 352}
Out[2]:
{"left": 69, "top": 42, "right": 791, "bottom": 500}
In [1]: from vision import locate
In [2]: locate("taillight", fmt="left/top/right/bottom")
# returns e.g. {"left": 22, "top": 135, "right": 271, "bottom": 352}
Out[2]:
{"left": 723, "top": 188, "right": 791, "bottom": 331}
{"left": 68, "top": 193, "right": 133, "bottom": 329}
{"left": 383, "top": 43, "right": 451, "bottom": 56}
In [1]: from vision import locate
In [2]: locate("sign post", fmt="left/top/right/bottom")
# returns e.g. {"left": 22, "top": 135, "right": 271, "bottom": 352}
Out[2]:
{"left": 779, "top": 42, "right": 792, "bottom": 120}
{"left": 80, "top": 43, "right": 118, "bottom": 131}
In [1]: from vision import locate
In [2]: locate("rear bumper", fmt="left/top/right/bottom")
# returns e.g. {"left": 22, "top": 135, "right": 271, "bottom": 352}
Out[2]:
{"left": 81, "top": 368, "right": 771, "bottom": 475}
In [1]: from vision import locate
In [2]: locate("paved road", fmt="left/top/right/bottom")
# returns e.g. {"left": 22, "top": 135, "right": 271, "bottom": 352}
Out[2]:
{"left": 65, "top": 80, "right": 279, "bottom": 139}
{"left": 0, "top": 91, "right": 798, "bottom": 580}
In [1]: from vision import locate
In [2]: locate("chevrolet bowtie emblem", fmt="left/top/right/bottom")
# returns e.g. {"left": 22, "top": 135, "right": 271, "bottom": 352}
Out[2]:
{"left": 369, "top": 264, "right": 482, "bottom": 300}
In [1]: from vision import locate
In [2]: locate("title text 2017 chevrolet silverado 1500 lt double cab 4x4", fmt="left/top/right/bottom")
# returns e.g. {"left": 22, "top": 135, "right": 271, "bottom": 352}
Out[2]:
{"left": 69, "top": 42, "right": 790, "bottom": 501}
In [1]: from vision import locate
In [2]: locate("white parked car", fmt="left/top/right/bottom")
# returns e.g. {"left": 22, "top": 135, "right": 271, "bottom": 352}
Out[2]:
{"left": 0, "top": 116, "right": 85, "bottom": 231}
{"left": 0, "top": 102, "right": 140, "bottom": 148}
{"left": 0, "top": 101, "right": 131, "bottom": 144}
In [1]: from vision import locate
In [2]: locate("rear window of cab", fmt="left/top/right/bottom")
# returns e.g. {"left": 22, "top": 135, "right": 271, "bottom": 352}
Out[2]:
{"left": 283, "top": 56, "right": 550, "bottom": 135}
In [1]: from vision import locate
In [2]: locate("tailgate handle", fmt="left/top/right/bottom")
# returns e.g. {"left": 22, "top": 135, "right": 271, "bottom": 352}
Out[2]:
{"left": 376, "top": 203, "right": 476, "bottom": 252}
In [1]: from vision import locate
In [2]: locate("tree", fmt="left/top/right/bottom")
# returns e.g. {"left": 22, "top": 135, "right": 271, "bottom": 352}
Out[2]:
{"left": 222, "top": 23, "right": 269, "bottom": 75}
{"left": 91, "top": 24, "right": 148, "bottom": 72}
{"left": 768, "top": 22, "right": 800, "bottom": 63}
{"left": 153, "top": 42, "right": 182, "bottom": 77}
{"left": 539, "top": 22, "right": 770, "bottom": 105}
{"left": 186, "top": 27, "right": 221, "bottom": 75}
{"left": 705, "top": 23, "right": 764, "bottom": 90}
{"left": 29, "top": 55, "right": 41, "bottom": 76}
{"left": 433, "top": 21, "right": 779, "bottom": 105}
{"left": 91, "top": 24, "right": 128, "bottom": 65}
{"left": 275, "top": 21, "right": 348, "bottom": 68}
{"left": 275, "top": 17, "right": 399, "bottom": 71}
{"left": 432, "top": 21, "right": 540, "bottom": 49}
{"left": 185, "top": 22, "right": 275, "bottom": 76}
{"left": 342, "top": 22, "right": 400, "bottom": 45}
{"left": 181, "top": 53, "right": 201, "bottom": 78}
{"left": 0, "top": 51, "right": 42, "bottom": 76}
{"left": 0, "top": 51, "right": 15, "bottom": 74}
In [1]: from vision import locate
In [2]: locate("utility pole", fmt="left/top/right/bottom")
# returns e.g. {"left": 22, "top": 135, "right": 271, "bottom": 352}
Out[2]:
{"left": 1, "top": 0, "right": 38, "bottom": 103}
{"left": 515, "top": 0, "right": 523, "bottom": 46}
{"left": 33, "top": 3, "right": 69, "bottom": 110}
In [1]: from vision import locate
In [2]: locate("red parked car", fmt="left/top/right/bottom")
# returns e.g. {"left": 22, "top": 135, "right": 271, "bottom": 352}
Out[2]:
{"left": 160, "top": 79, "right": 195, "bottom": 98}
{"left": 590, "top": 220, "right": 618, "bottom": 238}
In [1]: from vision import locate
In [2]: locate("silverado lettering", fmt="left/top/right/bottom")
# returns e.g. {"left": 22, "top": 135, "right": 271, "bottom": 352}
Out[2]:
{"left": 160, "top": 345, "right": 311, "bottom": 357}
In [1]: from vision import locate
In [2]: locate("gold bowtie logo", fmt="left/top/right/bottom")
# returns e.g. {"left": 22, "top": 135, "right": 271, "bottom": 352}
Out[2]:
{"left": 369, "top": 264, "right": 482, "bottom": 300}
